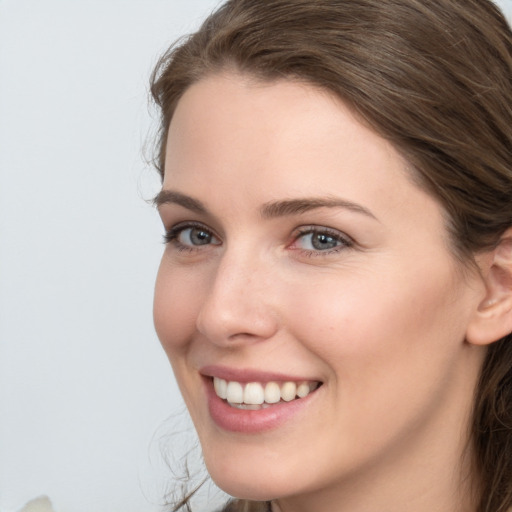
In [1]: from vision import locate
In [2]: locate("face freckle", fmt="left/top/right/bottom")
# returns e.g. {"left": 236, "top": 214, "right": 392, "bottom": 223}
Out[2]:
{"left": 153, "top": 72, "right": 486, "bottom": 509}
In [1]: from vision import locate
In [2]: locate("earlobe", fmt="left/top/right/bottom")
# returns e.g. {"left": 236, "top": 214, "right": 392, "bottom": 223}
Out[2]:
{"left": 466, "top": 231, "right": 512, "bottom": 346}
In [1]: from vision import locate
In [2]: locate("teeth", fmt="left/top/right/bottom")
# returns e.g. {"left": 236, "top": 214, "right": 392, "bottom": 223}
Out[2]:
{"left": 230, "top": 402, "right": 271, "bottom": 410}
{"left": 213, "top": 377, "right": 319, "bottom": 406}
{"left": 280, "top": 381, "right": 297, "bottom": 401}
{"left": 213, "top": 377, "right": 228, "bottom": 399}
{"left": 244, "top": 382, "right": 265, "bottom": 405}
{"left": 226, "top": 381, "right": 244, "bottom": 403}
{"left": 264, "top": 382, "right": 281, "bottom": 404}
{"left": 297, "top": 382, "right": 310, "bottom": 398}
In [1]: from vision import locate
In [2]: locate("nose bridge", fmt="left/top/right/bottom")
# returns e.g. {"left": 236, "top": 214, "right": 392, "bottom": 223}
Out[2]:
{"left": 196, "top": 245, "right": 278, "bottom": 344}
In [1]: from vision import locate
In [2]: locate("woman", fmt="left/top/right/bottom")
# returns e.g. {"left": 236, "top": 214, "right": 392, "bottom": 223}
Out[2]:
{"left": 150, "top": 1, "right": 512, "bottom": 511}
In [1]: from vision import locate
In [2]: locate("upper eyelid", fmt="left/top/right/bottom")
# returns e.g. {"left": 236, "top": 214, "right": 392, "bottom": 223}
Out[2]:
{"left": 293, "top": 225, "right": 353, "bottom": 241}
{"left": 295, "top": 225, "right": 348, "bottom": 235}
{"left": 166, "top": 220, "right": 219, "bottom": 237}
{"left": 157, "top": 203, "right": 221, "bottom": 234}
{"left": 164, "top": 221, "right": 354, "bottom": 248}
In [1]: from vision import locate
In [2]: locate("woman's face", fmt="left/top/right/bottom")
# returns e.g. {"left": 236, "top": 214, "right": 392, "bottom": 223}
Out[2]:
{"left": 154, "top": 73, "right": 486, "bottom": 506}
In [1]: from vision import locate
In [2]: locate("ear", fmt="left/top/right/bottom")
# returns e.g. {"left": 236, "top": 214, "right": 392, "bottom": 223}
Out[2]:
{"left": 466, "top": 229, "right": 512, "bottom": 346}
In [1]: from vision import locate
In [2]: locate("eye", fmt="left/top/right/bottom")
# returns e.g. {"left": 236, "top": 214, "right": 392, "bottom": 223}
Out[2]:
{"left": 164, "top": 222, "right": 221, "bottom": 250}
{"left": 290, "top": 226, "right": 353, "bottom": 254}
{"left": 178, "top": 227, "right": 215, "bottom": 246}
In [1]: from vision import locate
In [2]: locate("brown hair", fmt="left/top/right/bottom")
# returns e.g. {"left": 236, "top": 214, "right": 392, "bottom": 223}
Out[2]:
{"left": 150, "top": 1, "right": 512, "bottom": 511}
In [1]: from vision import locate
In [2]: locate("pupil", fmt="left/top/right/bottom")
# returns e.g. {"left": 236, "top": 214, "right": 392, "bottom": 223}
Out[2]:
{"left": 312, "top": 233, "right": 337, "bottom": 250}
{"left": 191, "top": 228, "right": 211, "bottom": 245}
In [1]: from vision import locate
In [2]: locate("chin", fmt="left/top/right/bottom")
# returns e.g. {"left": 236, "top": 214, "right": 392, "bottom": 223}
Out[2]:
{"left": 203, "top": 450, "right": 296, "bottom": 501}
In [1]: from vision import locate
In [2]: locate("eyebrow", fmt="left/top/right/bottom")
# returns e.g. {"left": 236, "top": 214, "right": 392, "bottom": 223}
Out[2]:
{"left": 260, "top": 197, "right": 377, "bottom": 220}
{"left": 154, "top": 190, "right": 377, "bottom": 221}
{"left": 153, "top": 190, "right": 207, "bottom": 214}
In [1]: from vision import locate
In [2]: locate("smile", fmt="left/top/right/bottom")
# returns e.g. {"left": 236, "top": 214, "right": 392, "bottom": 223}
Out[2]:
{"left": 213, "top": 377, "right": 320, "bottom": 409}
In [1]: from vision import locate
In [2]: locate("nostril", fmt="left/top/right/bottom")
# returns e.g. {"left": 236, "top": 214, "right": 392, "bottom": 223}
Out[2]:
{"left": 196, "top": 299, "right": 279, "bottom": 346}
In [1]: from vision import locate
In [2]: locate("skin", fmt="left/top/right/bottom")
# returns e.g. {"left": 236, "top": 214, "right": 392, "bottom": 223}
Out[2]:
{"left": 153, "top": 72, "right": 490, "bottom": 512}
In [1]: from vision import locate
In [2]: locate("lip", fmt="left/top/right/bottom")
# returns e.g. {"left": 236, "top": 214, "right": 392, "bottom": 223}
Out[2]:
{"left": 200, "top": 365, "right": 322, "bottom": 433}
{"left": 200, "top": 364, "right": 319, "bottom": 383}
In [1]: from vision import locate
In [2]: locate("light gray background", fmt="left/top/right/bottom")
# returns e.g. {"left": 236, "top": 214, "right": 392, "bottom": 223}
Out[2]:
{"left": 1, "top": 1, "right": 511, "bottom": 511}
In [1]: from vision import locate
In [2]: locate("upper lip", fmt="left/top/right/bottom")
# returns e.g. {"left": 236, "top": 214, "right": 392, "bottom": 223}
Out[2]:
{"left": 200, "top": 365, "right": 321, "bottom": 383}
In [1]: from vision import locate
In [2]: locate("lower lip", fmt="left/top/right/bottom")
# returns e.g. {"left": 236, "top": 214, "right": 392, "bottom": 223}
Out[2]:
{"left": 204, "top": 378, "right": 318, "bottom": 433}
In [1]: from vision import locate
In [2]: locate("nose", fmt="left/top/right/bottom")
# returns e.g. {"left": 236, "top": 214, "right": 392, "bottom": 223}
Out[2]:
{"left": 196, "top": 250, "right": 279, "bottom": 346}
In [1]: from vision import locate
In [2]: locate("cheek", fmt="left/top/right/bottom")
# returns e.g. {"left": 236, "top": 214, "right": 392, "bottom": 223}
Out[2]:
{"left": 285, "top": 261, "right": 470, "bottom": 395}
{"left": 153, "top": 257, "right": 205, "bottom": 357}
{"left": 278, "top": 264, "right": 473, "bottom": 462}
{"left": 294, "top": 254, "right": 463, "bottom": 340}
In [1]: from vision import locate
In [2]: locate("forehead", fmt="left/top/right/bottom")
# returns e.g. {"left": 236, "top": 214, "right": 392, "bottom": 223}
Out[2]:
{"left": 164, "top": 73, "right": 407, "bottom": 191}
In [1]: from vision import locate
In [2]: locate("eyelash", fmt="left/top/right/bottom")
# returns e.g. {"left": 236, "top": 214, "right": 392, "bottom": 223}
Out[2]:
{"left": 163, "top": 222, "right": 353, "bottom": 257}
{"left": 163, "top": 221, "right": 220, "bottom": 253}
{"left": 291, "top": 226, "right": 354, "bottom": 256}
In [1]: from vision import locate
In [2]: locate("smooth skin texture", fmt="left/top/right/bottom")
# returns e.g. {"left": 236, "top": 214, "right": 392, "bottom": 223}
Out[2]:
{"left": 154, "top": 73, "right": 493, "bottom": 512}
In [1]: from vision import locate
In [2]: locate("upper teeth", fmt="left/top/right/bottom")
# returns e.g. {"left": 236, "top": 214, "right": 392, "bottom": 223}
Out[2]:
{"left": 213, "top": 377, "right": 319, "bottom": 405}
